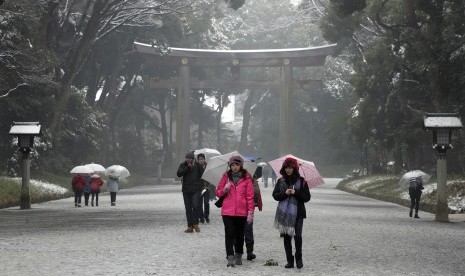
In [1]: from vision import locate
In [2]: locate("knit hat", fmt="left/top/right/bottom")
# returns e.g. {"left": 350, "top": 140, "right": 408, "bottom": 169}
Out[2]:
{"left": 229, "top": 155, "right": 244, "bottom": 167}
{"left": 282, "top": 157, "right": 299, "bottom": 170}
{"left": 185, "top": 151, "right": 195, "bottom": 159}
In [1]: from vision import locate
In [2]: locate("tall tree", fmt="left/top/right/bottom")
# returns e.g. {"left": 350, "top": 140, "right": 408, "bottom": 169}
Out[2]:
{"left": 321, "top": 0, "right": 465, "bottom": 172}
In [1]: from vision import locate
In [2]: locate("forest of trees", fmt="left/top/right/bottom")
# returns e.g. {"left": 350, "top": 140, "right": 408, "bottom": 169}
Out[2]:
{"left": 1, "top": 0, "right": 465, "bottom": 177}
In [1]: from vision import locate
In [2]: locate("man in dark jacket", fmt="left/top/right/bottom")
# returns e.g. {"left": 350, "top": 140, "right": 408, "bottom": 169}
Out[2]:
{"left": 409, "top": 176, "right": 424, "bottom": 218}
{"left": 177, "top": 151, "right": 205, "bottom": 233}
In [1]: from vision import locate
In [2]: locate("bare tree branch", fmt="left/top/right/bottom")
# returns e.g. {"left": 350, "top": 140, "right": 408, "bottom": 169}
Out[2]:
{"left": 0, "top": 83, "right": 29, "bottom": 99}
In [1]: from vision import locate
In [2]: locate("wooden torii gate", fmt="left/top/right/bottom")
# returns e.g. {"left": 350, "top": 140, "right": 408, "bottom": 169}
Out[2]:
{"left": 134, "top": 42, "right": 337, "bottom": 164}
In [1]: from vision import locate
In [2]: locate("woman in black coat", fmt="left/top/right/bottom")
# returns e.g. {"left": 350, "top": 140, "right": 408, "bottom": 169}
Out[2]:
{"left": 272, "top": 157, "right": 311, "bottom": 269}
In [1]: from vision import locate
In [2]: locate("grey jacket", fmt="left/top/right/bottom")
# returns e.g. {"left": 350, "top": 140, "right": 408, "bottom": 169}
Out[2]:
{"left": 107, "top": 177, "right": 120, "bottom": 193}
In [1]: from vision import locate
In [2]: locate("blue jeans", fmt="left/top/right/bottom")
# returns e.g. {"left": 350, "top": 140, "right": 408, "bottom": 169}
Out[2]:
{"left": 183, "top": 191, "right": 200, "bottom": 227}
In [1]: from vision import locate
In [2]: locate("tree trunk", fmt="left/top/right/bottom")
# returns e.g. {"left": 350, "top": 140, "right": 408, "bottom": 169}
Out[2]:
{"left": 49, "top": 0, "right": 105, "bottom": 133}
{"left": 216, "top": 94, "right": 226, "bottom": 149}
{"left": 85, "top": 56, "right": 100, "bottom": 105}
{"left": 196, "top": 92, "right": 208, "bottom": 149}
{"left": 239, "top": 89, "right": 255, "bottom": 152}
{"left": 158, "top": 93, "right": 172, "bottom": 168}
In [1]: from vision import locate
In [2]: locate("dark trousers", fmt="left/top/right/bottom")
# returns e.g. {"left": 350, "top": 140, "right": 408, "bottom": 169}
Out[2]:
{"left": 74, "top": 190, "right": 83, "bottom": 204}
{"left": 199, "top": 190, "right": 210, "bottom": 220}
{"left": 110, "top": 192, "right": 117, "bottom": 203}
{"left": 91, "top": 193, "right": 99, "bottom": 204}
{"left": 84, "top": 192, "right": 90, "bottom": 205}
{"left": 409, "top": 188, "right": 422, "bottom": 211}
{"left": 183, "top": 191, "right": 200, "bottom": 227}
{"left": 284, "top": 218, "right": 304, "bottom": 259}
{"left": 209, "top": 184, "right": 216, "bottom": 200}
{"left": 223, "top": 216, "right": 247, "bottom": 256}
{"left": 244, "top": 222, "right": 254, "bottom": 249}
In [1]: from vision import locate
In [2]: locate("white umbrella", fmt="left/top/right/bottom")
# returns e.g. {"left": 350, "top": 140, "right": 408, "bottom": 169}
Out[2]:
{"left": 105, "top": 165, "right": 130, "bottom": 179}
{"left": 201, "top": 151, "right": 258, "bottom": 185}
{"left": 194, "top": 148, "right": 221, "bottom": 161}
{"left": 70, "top": 165, "right": 93, "bottom": 174}
{"left": 257, "top": 162, "right": 267, "bottom": 167}
{"left": 399, "top": 170, "right": 431, "bottom": 187}
{"left": 85, "top": 163, "right": 106, "bottom": 172}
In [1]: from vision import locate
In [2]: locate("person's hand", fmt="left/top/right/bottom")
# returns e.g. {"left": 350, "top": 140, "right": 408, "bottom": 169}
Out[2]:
{"left": 247, "top": 212, "right": 254, "bottom": 224}
{"left": 285, "top": 188, "right": 295, "bottom": 195}
{"left": 223, "top": 182, "right": 231, "bottom": 193}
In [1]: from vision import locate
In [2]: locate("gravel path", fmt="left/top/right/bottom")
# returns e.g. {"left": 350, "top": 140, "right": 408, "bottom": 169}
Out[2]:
{"left": 0, "top": 178, "right": 464, "bottom": 276}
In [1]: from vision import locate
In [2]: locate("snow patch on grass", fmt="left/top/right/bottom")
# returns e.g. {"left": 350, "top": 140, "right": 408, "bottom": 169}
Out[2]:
{"left": 12, "top": 177, "right": 68, "bottom": 195}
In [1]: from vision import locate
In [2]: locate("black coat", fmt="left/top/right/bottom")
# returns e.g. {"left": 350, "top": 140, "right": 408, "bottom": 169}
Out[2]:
{"left": 176, "top": 161, "right": 204, "bottom": 193}
{"left": 272, "top": 176, "right": 311, "bottom": 219}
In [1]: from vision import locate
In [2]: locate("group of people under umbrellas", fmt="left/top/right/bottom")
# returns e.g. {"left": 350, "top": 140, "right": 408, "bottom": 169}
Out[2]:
{"left": 177, "top": 151, "right": 321, "bottom": 269}
{"left": 70, "top": 164, "right": 129, "bottom": 207}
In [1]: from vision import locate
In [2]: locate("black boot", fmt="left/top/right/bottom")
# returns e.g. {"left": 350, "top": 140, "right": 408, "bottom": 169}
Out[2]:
{"left": 414, "top": 212, "right": 420, "bottom": 219}
{"left": 284, "top": 235, "right": 294, "bottom": 268}
{"left": 246, "top": 243, "right": 256, "bottom": 260}
{"left": 285, "top": 255, "right": 294, "bottom": 268}
{"left": 295, "top": 253, "right": 303, "bottom": 269}
{"left": 409, "top": 209, "right": 413, "bottom": 217}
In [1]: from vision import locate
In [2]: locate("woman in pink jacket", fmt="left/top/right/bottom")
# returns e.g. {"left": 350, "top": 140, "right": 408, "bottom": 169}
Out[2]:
{"left": 216, "top": 155, "right": 255, "bottom": 267}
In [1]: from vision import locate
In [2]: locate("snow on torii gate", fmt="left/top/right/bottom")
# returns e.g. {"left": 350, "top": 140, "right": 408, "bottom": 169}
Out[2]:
{"left": 134, "top": 42, "right": 337, "bottom": 164}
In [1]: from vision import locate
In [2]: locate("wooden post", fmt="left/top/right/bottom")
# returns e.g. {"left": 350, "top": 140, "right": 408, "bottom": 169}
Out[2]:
{"left": 175, "top": 59, "right": 191, "bottom": 165}
{"left": 20, "top": 153, "right": 31, "bottom": 210}
{"left": 279, "top": 60, "right": 293, "bottom": 156}
{"left": 435, "top": 153, "right": 448, "bottom": 222}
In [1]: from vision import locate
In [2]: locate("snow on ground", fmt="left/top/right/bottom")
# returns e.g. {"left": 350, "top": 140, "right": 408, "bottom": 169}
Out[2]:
{"left": 12, "top": 177, "right": 68, "bottom": 195}
{"left": 347, "top": 176, "right": 465, "bottom": 213}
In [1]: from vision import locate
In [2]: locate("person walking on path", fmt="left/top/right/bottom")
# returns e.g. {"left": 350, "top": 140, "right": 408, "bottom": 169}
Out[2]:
{"left": 90, "top": 174, "right": 104, "bottom": 207}
{"left": 177, "top": 151, "right": 205, "bottom": 233}
{"left": 216, "top": 155, "right": 255, "bottom": 267}
{"left": 107, "top": 176, "right": 120, "bottom": 206}
{"left": 409, "top": 176, "right": 424, "bottom": 218}
{"left": 197, "top": 153, "right": 210, "bottom": 224}
{"left": 262, "top": 165, "right": 269, "bottom": 188}
{"left": 244, "top": 170, "right": 263, "bottom": 261}
{"left": 271, "top": 170, "right": 277, "bottom": 187}
{"left": 71, "top": 173, "right": 85, "bottom": 207}
{"left": 83, "top": 174, "right": 92, "bottom": 206}
{"left": 272, "top": 157, "right": 311, "bottom": 269}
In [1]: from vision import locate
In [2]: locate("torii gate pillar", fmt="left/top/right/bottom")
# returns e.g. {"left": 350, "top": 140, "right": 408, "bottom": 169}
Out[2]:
{"left": 279, "top": 60, "right": 294, "bottom": 156}
{"left": 175, "top": 59, "right": 191, "bottom": 164}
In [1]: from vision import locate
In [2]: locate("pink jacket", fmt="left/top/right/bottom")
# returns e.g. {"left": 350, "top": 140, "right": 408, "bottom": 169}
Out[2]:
{"left": 216, "top": 172, "right": 254, "bottom": 217}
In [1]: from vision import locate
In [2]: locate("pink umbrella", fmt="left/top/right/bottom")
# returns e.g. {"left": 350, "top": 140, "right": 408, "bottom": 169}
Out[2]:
{"left": 268, "top": 154, "right": 325, "bottom": 188}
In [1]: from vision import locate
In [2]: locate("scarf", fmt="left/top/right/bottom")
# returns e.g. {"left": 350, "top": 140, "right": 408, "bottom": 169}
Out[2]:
{"left": 231, "top": 171, "right": 242, "bottom": 185}
{"left": 274, "top": 177, "right": 301, "bottom": 236}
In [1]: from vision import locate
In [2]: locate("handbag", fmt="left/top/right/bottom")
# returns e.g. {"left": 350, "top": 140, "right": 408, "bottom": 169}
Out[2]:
{"left": 215, "top": 195, "right": 225, "bottom": 208}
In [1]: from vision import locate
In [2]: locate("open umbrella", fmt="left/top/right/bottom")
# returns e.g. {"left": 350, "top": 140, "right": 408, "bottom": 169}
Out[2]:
{"left": 70, "top": 165, "right": 94, "bottom": 174}
{"left": 105, "top": 165, "right": 130, "bottom": 179}
{"left": 201, "top": 151, "right": 258, "bottom": 185}
{"left": 399, "top": 170, "right": 431, "bottom": 187}
{"left": 243, "top": 154, "right": 261, "bottom": 162}
{"left": 194, "top": 148, "right": 221, "bottom": 161}
{"left": 268, "top": 154, "right": 325, "bottom": 189}
{"left": 85, "top": 163, "right": 106, "bottom": 173}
